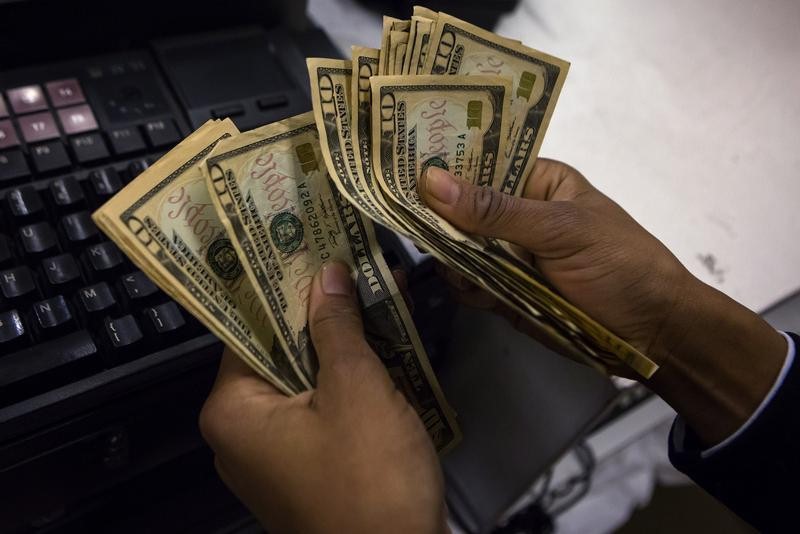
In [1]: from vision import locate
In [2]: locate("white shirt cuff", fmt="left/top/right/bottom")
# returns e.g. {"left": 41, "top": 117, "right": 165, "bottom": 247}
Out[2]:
{"left": 701, "top": 331, "right": 795, "bottom": 458}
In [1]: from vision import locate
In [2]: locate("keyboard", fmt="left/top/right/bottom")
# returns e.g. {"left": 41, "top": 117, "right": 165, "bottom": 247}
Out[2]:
{"left": 0, "top": 52, "right": 205, "bottom": 409}
{"left": 0, "top": 19, "right": 365, "bottom": 531}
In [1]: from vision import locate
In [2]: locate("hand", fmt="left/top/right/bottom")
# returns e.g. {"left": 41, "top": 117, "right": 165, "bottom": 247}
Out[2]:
{"left": 423, "top": 159, "right": 693, "bottom": 369}
{"left": 420, "top": 160, "right": 786, "bottom": 445}
{"left": 199, "top": 262, "right": 445, "bottom": 533}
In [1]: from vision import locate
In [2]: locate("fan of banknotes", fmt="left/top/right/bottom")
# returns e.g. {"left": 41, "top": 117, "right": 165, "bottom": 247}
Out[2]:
{"left": 92, "top": 6, "right": 659, "bottom": 453}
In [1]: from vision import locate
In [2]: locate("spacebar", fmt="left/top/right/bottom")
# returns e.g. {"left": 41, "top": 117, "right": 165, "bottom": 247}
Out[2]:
{"left": 0, "top": 331, "right": 101, "bottom": 406}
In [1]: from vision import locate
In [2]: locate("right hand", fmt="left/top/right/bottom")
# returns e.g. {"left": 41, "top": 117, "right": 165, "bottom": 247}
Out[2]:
{"left": 419, "top": 159, "right": 694, "bottom": 371}
{"left": 419, "top": 159, "right": 786, "bottom": 445}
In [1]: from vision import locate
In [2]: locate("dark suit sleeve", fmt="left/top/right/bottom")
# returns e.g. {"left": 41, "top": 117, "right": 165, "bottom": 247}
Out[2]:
{"left": 668, "top": 332, "right": 799, "bottom": 533}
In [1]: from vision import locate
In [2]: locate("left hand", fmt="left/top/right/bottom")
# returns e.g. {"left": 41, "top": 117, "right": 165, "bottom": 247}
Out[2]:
{"left": 199, "top": 261, "right": 446, "bottom": 533}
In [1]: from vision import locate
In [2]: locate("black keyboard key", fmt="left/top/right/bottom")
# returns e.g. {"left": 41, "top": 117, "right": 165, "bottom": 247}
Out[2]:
{"left": 144, "top": 301, "right": 186, "bottom": 339}
{"left": 0, "top": 119, "right": 18, "bottom": 148}
{"left": 78, "top": 281, "right": 118, "bottom": 321}
{"left": 19, "top": 221, "right": 58, "bottom": 257}
{"left": 0, "top": 266, "right": 38, "bottom": 302}
{"left": 0, "top": 149, "right": 30, "bottom": 184}
{"left": 49, "top": 175, "right": 86, "bottom": 212}
{"left": 30, "top": 140, "right": 72, "bottom": 174}
{"left": 0, "top": 309, "right": 28, "bottom": 352}
{"left": 211, "top": 104, "right": 244, "bottom": 118}
{"left": 127, "top": 159, "right": 149, "bottom": 181}
{"left": 70, "top": 132, "right": 109, "bottom": 164}
{"left": 42, "top": 253, "right": 82, "bottom": 293}
{"left": 88, "top": 167, "right": 122, "bottom": 206}
{"left": 104, "top": 314, "right": 144, "bottom": 362}
{"left": 61, "top": 211, "right": 99, "bottom": 246}
{"left": 120, "top": 270, "right": 159, "bottom": 305}
{"left": 0, "top": 234, "right": 14, "bottom": 267}
{"left": 109, "top": 126, "right": 146, "bottom": 156}
{"left": 257, "top": 95, "right": 289, "bottom": 111}
{"left": 0, "top": 330, "right": 100, "bottom": 406}
{"left": 6, "top": 185, "right": 45, "bottom": 222}
{"left": 33, "top": 294, "right": 75, "bottom": 338}
{"left": 83, "top": 241, "right": 124, "bottom": 278}
{"left": 143, "top": 119, "right": 180, "bottom": 149}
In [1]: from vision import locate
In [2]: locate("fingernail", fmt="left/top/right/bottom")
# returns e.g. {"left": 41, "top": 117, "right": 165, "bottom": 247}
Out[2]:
{"left": 321, "top": 262, "right": 352, "bottom": 296}
{"left": 425, "top": 167, "right": 460, "bottom": 205}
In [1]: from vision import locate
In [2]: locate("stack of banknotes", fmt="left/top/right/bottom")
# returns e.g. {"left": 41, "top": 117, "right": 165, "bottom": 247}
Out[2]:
{"left": 93, "top": 7, "right": 658, "bottom": 453}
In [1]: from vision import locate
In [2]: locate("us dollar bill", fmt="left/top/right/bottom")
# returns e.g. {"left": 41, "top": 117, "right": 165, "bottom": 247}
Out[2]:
{"left": 204, "top": 113, "right": 462, "bottom": 449}
{"left": 412, "top": 5, "right": 438, "bottom": 19}
{"left": 307, "top": 57, "right": 389, "bottom": 223}
{"left": 92, "top": 119, "right": 304, "bottom": 395}
{"left": 410, "top": 6, "right": 439, "bottom": 74}
{"left": 406, "top": 15, "right": 435, "bottom": 75}
{"left": 422, "top": 12, "right": 569, "bottom": 196}
{"left": 309, "top": 56, "right": 574, "bottom": 380}
{"left": 351, "top": 46, "right": 398, "bottom": 216}
{"left": 349, "top": 47, "right": 432, "bottom": 238}
{"left": 379, "top": 17, "right": 410, "bottom": 75}
{"left": 370, "top": 74, "right": 512, "bottom": 240}
{"left": 400, "top": 16, "right": 419, "bottom": 74}
{"left": 351, "top": 47, "right": 381, "bottom": 195}
{"left": 313, "top": 57, "right": 536, "bottom": 333}
{"left": 308, "top": 56, "right": 426, "bottom": 245}
{"left": 388, "top": 30, "right": 409, "bottom": 75}
{"left": 365, "top": 75, "right": 659, "bottom": 378}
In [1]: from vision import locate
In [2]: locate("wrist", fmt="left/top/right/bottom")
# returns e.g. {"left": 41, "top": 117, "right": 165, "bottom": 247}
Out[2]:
{"left": 645, "top": 274, "right": 787, "bottom": 446}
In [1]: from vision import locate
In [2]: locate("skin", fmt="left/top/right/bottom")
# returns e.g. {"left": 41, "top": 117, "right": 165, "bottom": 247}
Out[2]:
{"left": 200, "top": 263, "right": 445, "bottom": 534}
{"left": 200, "top": 159, "right": 787, "bottom": 533}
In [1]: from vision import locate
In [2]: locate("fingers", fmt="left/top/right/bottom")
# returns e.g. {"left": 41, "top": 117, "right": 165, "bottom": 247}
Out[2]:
{"left": 212, "top": 347, "right": 282, "bottom": 396}
{"left": 435, "top": 262, "right": 474, "bottom": 291}
{"left": 392, "top": 268, "right": 408, "bottom": 294}
{"left": 523, "top": 158, "right": 595, "bottom": 202}
{"left": 435, "top": 263, "right": 498, "bottom": 309}
{"left": 308, "top": 262, "right": 392, "bottom": 397}
{"left": 419, "top": 166, "right": 588, "bottom": 253}
{"left": 308, "top": 261, "right": 365, "bottom": 363}
{"left": 452, "top": 286, "right": 498, "bottom": 309}
{"left": 199, "top": 348, "right": 283, "bottom": 454}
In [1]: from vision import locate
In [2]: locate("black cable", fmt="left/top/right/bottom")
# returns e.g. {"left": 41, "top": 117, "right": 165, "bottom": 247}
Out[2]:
{"left": 529, "top": 468, "right": 554, "bottom": 506}
{"left": 492, "top": 469, "right": 554, "bottom": 534}
{"left": 546, "top": 442, "right": 596, "bottom": 517}
{"left": 491, "top": 441, "right": 596, "bottom": 533}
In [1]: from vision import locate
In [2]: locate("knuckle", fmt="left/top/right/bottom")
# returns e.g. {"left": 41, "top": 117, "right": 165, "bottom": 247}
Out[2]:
{"left": 311, "top": 302, "right": 362, "bottom": 335}
{"left": 321, "top": 344, "right": 382, "bottom": 398}
{"left": 527, "top": 201, "right": 589, "bottom": 251}
{"left": 328, "top": 344, "right": 373, "bottom": 379}
{"left": 212, "top": 456, "right": 226, "bottom": 479}
{"left": 198, "top": 397, "right": 225, "bottom": 447}
{"left": 469, "top": 186, "right": 515, "bottom": 230}
{"left": 547, "top": 202, "right": 587, "bottom": 234}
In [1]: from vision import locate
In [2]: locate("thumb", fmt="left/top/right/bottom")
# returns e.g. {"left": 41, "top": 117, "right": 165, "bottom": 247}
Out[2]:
{"left": 420, "top": 166, "right": 585, "bottom": 253}
{"left": 308, "top": 261, "right": 393, "bottom": 397}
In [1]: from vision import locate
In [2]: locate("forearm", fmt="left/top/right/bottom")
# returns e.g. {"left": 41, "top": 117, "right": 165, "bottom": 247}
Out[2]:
{"left": 645, "top": 274, "right": 787, "bottom": 446}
